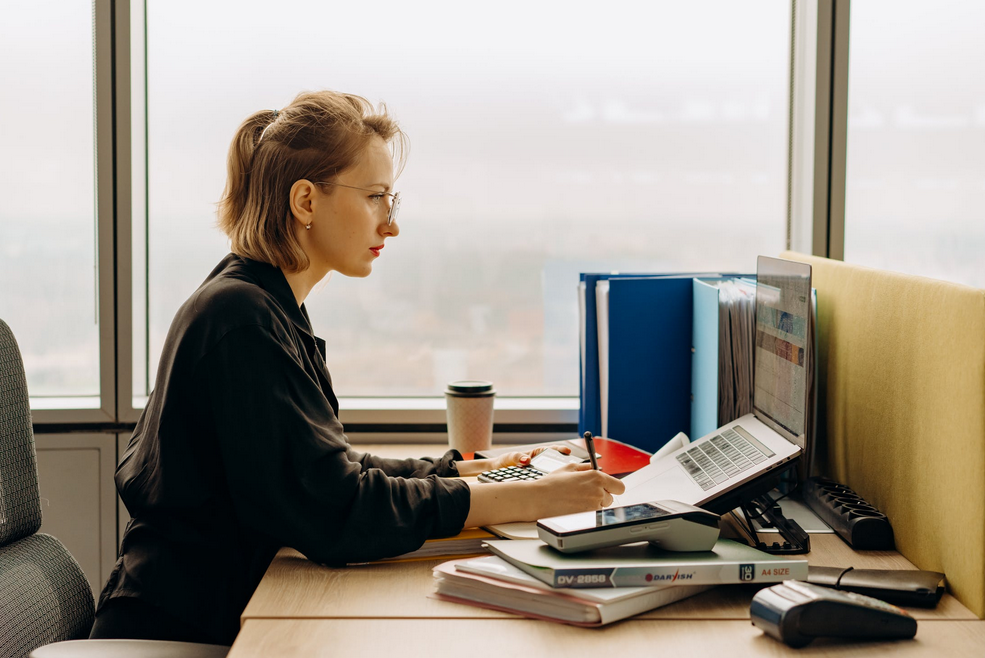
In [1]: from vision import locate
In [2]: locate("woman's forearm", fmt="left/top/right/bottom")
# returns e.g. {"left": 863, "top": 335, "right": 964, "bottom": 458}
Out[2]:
{"left": 463, "top": 480, "right": 546, "bottom": 527}
{"left": 462, "top": 465, "right": 626, "bottom": 528}
{"left": 455, "top": 458, "right": 496, "bottom": 477}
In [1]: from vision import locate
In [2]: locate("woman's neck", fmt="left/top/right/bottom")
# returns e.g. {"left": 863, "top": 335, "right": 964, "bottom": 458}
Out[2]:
{"left": 281, "top": 266, "right": 328, "bottom": 307}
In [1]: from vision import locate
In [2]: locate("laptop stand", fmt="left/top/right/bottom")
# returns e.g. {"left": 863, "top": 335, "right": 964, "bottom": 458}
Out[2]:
{"left": 736, "top": 493, "right": 811, "bottom": 555}
{"left": 700, "top": 460, "right": 811, "bottom": 555}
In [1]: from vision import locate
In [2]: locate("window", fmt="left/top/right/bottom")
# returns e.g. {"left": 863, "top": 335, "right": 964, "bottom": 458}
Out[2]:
{"left": 136, "top": 0, "right": 791, "bottom": 399}
{"left": 844, "top": 0, "right": 985, "bottom": 287}
{"left": 0, "top": 3, "right": 99, "bottom": 400}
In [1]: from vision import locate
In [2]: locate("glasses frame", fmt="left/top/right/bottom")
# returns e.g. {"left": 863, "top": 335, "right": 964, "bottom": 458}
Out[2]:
{"left": 314, "top": 181, "right": 401, "bottom": 226}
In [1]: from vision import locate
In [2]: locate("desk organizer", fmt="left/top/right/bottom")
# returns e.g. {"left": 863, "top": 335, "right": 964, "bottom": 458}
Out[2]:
{"left": 802, "top": 477, "right": 895, "bottom": 550}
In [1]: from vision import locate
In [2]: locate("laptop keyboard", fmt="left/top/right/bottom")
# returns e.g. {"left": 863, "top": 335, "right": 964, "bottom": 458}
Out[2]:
{"left": 676, "top": 427, "right": 774, "bottom": 491}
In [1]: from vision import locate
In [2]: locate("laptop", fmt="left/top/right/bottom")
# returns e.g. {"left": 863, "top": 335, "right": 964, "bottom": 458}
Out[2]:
{"left": 614, "top": 256, "right": 813, "bottom": 512}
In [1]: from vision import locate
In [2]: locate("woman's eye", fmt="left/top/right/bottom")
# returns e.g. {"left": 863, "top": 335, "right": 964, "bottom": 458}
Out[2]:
{"left": 369, "top": 194, "right": 384, "bottom": 202}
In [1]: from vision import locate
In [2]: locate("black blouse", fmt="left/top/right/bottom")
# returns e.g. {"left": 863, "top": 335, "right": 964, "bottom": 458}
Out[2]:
{"left": 98, "top": 254, "right": 471, "bottom": 644}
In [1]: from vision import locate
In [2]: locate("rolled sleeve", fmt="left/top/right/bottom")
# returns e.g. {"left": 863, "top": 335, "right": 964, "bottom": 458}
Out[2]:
{"left": 344, "top": 446, "right": 463, "bottom": 478}
{"left": 430, "top": 476, "right": 471, "bottom": 537}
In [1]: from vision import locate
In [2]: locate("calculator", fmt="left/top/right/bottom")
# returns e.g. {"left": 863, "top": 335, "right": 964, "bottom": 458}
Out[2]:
{"left": 477, "top": 448, "right": 585, "bottom": 483}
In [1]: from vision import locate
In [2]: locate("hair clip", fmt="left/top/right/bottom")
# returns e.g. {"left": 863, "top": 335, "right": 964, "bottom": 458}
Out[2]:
{"left": 271, "top": 109, "right": 280, "bottom": 119}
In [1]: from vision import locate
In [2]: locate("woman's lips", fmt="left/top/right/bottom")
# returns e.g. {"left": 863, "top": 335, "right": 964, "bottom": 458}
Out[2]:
{"left": 370, "top": 245, "right": 384, "bottom": 257}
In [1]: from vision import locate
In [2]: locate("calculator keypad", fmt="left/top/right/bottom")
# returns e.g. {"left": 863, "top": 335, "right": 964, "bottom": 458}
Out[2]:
{"left": 478, "top": 465, "right": 548, "bottom": 482}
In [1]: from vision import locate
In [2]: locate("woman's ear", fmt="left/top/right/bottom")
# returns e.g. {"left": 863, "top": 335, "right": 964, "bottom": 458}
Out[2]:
{"left": 289, "top": 179, "right": 316, "bottom": 228}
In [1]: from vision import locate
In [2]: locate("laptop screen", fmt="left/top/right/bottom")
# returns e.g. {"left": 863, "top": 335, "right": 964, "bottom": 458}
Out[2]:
{"left": 753, "top": 256, "right": 812, "bottom": 447}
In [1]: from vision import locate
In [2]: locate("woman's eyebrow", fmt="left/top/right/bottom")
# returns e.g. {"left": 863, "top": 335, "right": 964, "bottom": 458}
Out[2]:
{"left": 368, "top": 182, "right": 392, "bottom": 192}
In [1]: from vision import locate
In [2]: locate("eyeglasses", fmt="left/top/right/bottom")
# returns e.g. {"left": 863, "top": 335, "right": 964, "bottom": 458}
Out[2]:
{"left": 314, "top": 181, "right": 401, "bottom": 226}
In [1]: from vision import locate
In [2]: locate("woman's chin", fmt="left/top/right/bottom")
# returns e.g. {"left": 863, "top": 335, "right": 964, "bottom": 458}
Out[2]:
{"left": 339, "top": 264, "right": 373, "bottom": 278}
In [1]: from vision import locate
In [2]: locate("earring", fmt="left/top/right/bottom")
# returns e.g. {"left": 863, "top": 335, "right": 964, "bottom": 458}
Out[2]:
{"left": 305, "top": 223, "right": 312, "bottom": 230}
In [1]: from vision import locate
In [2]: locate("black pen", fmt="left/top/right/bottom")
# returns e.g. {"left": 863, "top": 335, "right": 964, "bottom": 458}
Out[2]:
{"left": 583, "top": 431, "right": 599, "bottom": 470}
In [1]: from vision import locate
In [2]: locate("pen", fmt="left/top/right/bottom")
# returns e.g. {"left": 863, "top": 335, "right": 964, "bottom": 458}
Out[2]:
{"left": 583, "top": 431, "right": 599, "bottom": 470}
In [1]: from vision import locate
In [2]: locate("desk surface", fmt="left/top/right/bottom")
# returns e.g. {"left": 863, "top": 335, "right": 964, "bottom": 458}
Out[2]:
{"left": 231, "top": 619, "right": 985, "bottom": 658}
{"left": 230, "top": 445, "right": 984, "bottom": 656}
{"left": 240, "top": 535, "right": 975, "bottom": 623}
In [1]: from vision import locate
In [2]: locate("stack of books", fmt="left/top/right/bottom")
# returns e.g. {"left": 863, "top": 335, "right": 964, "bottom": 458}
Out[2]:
{"left": 432, "top": 538, "right": 808, "bottom": 627}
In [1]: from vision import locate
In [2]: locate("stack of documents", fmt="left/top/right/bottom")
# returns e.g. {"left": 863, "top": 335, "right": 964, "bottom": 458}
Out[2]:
{"left": 433, "top": 538, "right": 808, "bottom": 626}
{"left": 432, "top": 555, "right": 710, "bottom": 626}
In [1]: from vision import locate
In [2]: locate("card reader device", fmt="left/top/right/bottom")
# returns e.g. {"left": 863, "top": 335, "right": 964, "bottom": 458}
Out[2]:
{"left": 750, "top": 580, "right": 917, "bottom": 648}
{"left": 537, "top": 501, "right": 720, "bottom": 553}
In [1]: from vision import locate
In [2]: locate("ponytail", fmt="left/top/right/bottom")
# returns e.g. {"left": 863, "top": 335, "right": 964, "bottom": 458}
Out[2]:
{"left": 217, "top": 110, "right": 278, "bottom": 246}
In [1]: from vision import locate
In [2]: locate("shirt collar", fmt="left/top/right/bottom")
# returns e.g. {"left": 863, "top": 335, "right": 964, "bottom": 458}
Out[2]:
{"left": 231, "top": 254, "right": 316, "bottom": 340}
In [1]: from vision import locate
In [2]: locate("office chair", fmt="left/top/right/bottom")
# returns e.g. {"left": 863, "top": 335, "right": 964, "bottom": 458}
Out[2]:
{"left": 0, "top": 319, "right": 228, "bottom": 658}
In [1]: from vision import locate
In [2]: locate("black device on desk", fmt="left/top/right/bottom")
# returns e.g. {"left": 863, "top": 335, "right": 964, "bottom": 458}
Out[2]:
{"left": 537, "top": 500, "right": 721, "bottom": 553}
{"left": 750, "top": 580, "right": 917, "bottom": 648}
{"left": 801, "top": 477, "right": 895, "bottom": 550}
{"left": 808, "top": 566, "right": 946, "bottom": 608}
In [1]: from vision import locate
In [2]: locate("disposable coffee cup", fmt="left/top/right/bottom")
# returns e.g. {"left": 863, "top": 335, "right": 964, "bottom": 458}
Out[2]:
{"left": 445, "top": 380, "right": 496, "bottom": 454}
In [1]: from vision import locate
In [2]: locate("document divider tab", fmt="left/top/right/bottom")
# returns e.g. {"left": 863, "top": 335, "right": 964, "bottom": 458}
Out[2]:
{"left": 596, "top": 281, "right": 612, "bottom": 438}
{"left": 691, "top": 279, "right": 722, "bottom": 439}
{"left": 578, "top": 278, "right": 588, "bottom": 434}
{"left": 579, "top": 273, "right": 606, "bottom": 437}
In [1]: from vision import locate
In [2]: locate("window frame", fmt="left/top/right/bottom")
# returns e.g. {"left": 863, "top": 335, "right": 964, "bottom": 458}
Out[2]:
{"left": 30, "top": 0, "right": 850, "bottom": 441}
{"left": 28, "top": 0, "right": 118, "bottom": 425}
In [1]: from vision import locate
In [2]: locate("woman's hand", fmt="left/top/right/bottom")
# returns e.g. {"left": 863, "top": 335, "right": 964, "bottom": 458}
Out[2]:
{"left": 463, "top": 462, "right": 626, "bottom": 528}
{"left": 454, "top": 445, "right": 572, "bottom": 477}
{"left": 488, "top": 444, "right": 572, "bottom": 471}
{"left": 536, "top": 463, "right": 626, "bottom": 513}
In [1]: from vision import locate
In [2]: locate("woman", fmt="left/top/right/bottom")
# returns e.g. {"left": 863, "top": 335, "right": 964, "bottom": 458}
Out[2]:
{"left": 91, "top": 90, "right": 624, "bottom": 645}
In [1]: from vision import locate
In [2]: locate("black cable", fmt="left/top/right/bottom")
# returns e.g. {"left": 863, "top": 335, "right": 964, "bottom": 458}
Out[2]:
{"left": 769, "top": 480, "right": 802, "bottom": 506}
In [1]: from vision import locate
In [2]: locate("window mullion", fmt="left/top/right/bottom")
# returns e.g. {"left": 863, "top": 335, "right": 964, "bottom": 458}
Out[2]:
{"left": 95, "top": 0, "right": 117, "bottom": 423}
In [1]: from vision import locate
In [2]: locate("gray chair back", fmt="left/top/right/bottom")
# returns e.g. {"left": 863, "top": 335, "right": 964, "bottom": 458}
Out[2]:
{"left": 0, "top": 318, "right": 95, "bottom": 657}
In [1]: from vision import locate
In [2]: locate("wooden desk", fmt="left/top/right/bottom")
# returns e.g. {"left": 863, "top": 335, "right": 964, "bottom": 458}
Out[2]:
{"left": 230, "top": 445, "right": 984, "bottom": 656}
{"left": 240, "top": 535, "right": 976, "bottom": 624}
{"left": 232, "top": 619, "right": 985, "bottom": 658}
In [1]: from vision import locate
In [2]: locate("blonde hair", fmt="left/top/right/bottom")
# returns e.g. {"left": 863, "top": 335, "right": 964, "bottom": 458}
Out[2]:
{"left": 217, "top": 90, "right": 406, "bottom": 272}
